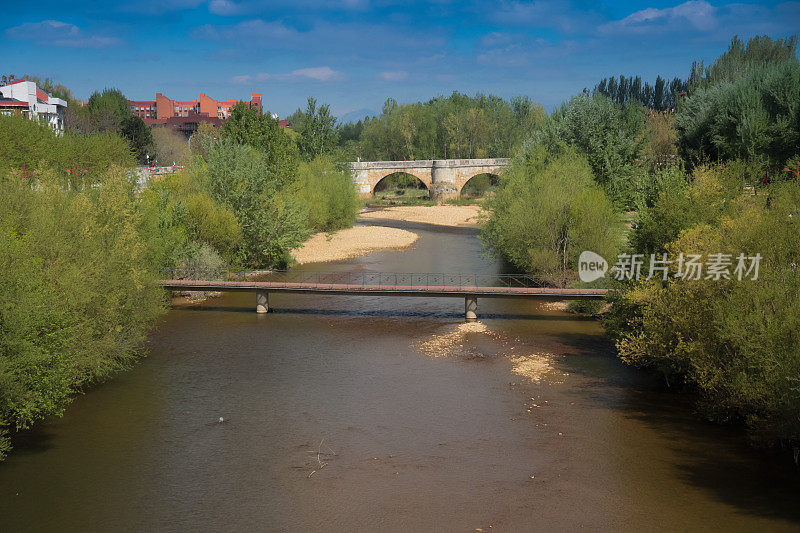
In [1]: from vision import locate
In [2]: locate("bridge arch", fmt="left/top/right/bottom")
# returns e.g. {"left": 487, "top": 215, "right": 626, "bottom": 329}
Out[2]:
{"left": 459, "top": 172, "right": 501, "bottom": 197}
{"left": 373, "top": 171, "right": 430, "bottom": 195}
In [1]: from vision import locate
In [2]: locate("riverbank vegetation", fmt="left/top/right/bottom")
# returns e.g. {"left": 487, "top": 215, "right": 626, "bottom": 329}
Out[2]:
{"left": 482, "top": 144, "right": 622, "bottom": 272}
{"left": 481, "top": 34, "right": 800, "bottom": 450}
{"left": 0, "top": 126, "right": 162, "bottom": 458}
{"left": 0, "top": 99, "right": 359, "bottom": 457}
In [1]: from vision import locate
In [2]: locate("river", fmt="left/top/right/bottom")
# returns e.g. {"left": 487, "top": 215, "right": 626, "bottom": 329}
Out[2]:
{"left": 1, "top": 219, "right": 798, "bottom": 531}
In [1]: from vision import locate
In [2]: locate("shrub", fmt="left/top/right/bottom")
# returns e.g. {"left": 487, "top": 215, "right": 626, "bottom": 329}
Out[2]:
{"left": 482, "top": 144, "right": 623, "bottom": 273}
{"left": 297, "top": 155, "right": 359, "bottom": 232}
{"left": 609, "top": 172, "right": 800, "bottom": 445}
{"left": 0, "top": 169, "right": 165, "bottom": 457}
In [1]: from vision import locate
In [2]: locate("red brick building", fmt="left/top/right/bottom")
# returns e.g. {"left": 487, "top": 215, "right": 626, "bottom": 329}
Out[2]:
{"left": 128, "top": 92, "right": 262, "bottom": 121}
{"left": 124, "top": 92, "right": 264, "bottom": 138}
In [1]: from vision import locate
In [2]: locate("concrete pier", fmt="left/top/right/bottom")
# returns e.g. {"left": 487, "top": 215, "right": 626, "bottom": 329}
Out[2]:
{"left": 256, "top": 291, "right": 269, "bottom": 313}
{"left": 465, "top": 296, "right": 478, "bottom": 321}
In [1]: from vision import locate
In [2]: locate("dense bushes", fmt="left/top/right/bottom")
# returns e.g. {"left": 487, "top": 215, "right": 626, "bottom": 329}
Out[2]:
{"left": 191, "top": 136, "right": 309, "bottom": 268}
{"left": 480, "top": 34, "right": 799, "bottom": 450}
{"left": 297, "top": 156, "right": 359, "bottom": 232}
{"left": 0, "top": 169, "right": 165, "bottom": 458}
{"left": 678, "top": 60, "right": 800, "bottom": 169}
{"left": 482, "top": 144, "right": 622, "bottom": 272}
{"left": 606, "top": 173, "right": 800, "bottom": 444}
{"left": 0, "top": 108, "right": 359, "bottom": 458}
{"left": 0, "top": 114, "right": 135, "bottom": 177}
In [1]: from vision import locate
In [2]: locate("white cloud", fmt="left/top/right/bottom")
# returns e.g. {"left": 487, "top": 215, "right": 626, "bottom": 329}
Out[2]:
{"left": 208, "top": 0, "right": 370, "bottom": 15}
{"left": 600, "top": 0, "right": 717, "bottom": 34}
{"left": 192, "top": 18, "right": 445, "bottom": 63}
{"left": 232, "top": 67, "right": 343, "bottom": 84}
{"left": 488, "top": 1, "right": 598, "bottom": 33}
{"left": 193, "top": 19, "right": 299, "bottom": 41}
{"left": 379, "top": 70, "right": 408, "bottom": 81}
{"left": 480, "top": 32, "right": 514, "bottom": 48}
{"left": 288, "top": 67, "right": 343, "bottom": 81}
{"left": 476, "top": 34, "right": 576, "bottom": 67}
{"left": 231, "top": 73, "right": 271, "bottom": 84}
{"left": 118, "top": 0, "right": 204, "bottom": 14}
{"left": 5, "top": 20, "right": 121, "bottom": 48}
{"left": 209, "top": 0, "right": 245, "bottom": 15}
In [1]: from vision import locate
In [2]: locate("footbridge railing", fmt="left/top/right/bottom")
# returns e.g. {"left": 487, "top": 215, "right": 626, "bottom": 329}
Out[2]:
{"left": 159, "top": 269, "right": 608, "bottom": 320}
{"left": 160, "top": 268, "right": 578, "bottom": 289}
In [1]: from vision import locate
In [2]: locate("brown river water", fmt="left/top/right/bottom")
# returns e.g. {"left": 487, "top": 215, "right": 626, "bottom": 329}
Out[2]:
{"left": 1, "top": 220, "right": 799, "bottom": 532}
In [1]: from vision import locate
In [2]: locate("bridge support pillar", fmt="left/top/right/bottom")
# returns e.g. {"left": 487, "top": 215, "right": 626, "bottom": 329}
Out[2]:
{"left": 256, "top": 291, "right": 269, "bottom": 314}
{"left": 465, "top": 296, "right": 478, "bottom": 322}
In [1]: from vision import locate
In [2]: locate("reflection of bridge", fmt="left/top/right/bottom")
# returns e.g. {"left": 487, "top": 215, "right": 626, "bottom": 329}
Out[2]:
{"left": 160, "top": 270, "right": 608, "bottom": 321}
{"left": 348, "top": 158, "right": 510, "bottom": 200}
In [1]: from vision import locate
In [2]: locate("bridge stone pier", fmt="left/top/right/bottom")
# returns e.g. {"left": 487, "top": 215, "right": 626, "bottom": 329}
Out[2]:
{"left": 348, "top": 158, "right": 510, "bottom": 201}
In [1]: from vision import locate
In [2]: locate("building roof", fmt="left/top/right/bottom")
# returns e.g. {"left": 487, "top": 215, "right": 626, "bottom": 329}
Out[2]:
{"left": 0, "top": 98, "right": 28, "bottom": 107}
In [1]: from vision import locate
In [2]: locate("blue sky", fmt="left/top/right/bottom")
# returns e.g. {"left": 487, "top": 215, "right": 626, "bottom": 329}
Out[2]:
{"left": 3, "top": 1, "right": 799, "bottom": 120}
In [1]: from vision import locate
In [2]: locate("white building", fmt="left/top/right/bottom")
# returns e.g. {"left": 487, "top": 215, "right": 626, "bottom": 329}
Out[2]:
{"left": 0, "top": 79, "right": 68, "bottom": 131}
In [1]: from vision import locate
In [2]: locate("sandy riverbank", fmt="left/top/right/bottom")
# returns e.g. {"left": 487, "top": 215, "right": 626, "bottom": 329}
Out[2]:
{"left": 291, "top": 205, "right": 482, "bottom": 264}
{"left": 360, "top": 205, "right": 483, "bottom": 227}
{"left": 290, "top": 225, "right": 418, "bottom": 264}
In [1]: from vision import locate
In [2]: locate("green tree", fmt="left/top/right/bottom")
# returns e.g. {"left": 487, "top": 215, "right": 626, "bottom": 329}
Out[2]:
{"left": 87, "top": 87, "right": 131, "bottom": 132}
{"left": 482, "top": 144, "right": 623, "bottom": 272}
{"left": 291, "top": 97, "right": 339, "bottom": 160}
{"left": 0, "top": 114, "right": 134, "bottom": 182}
{"left": 530, "top": 93, "right": 647, "bottom": 207}
{"left": 677, "top": 60, "right": 800, "bottom": 170}
{"left": 0, "top": 168, "right": 165, "bottom": 458}
{"left": 297, "top": 155, "right": 358, "bottom": 231}
{"left": 220, "top": 103, "right": 299, "bottom": 188}
{"left": 355, "top": 92, "right": 546, "bottom": 162}
{"left": 120, "top": 115, "right": 154, "bottom": 164}
{"left": 687, "top": 35, "right": 798, "bottom": 92}
{"left": 193, "top": 137, "right": 308, "bottom": 267}
{"left": 608, "top": 175, "right": 800, "bottom": 445}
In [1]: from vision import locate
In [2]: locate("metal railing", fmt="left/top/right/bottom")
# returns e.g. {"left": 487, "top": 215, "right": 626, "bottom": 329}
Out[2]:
{"left": 160, "top": 268, "right": 577, "bottom": 289}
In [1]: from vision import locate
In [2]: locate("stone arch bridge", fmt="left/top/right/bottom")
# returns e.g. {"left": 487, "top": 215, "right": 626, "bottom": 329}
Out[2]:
{"left": 348, "top": 158, "right": 510, "bottom": 201}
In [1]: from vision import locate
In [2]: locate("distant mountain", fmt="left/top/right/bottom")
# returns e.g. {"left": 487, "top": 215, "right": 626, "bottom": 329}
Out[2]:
{"left": 337, "top": 107, "right": 378, "bottom": 124}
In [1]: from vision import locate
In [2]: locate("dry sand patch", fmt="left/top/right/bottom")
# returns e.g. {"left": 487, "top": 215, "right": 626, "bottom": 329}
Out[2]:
{"left": 415, "top": 321, "right": 560, "bottom": 383}
{"left": 360, "top": 205, "right": 483, "bottom": 227}
{"left": 291, "top": 226, "right": 418, "bottom": 264}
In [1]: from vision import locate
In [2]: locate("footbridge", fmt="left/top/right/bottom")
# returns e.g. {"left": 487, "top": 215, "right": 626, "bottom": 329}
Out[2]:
{"left": 160, "top": 270, "right": 608, "bottom": 321}
{"left": 348, "top": 158, "right": 510, "bottom": 200}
